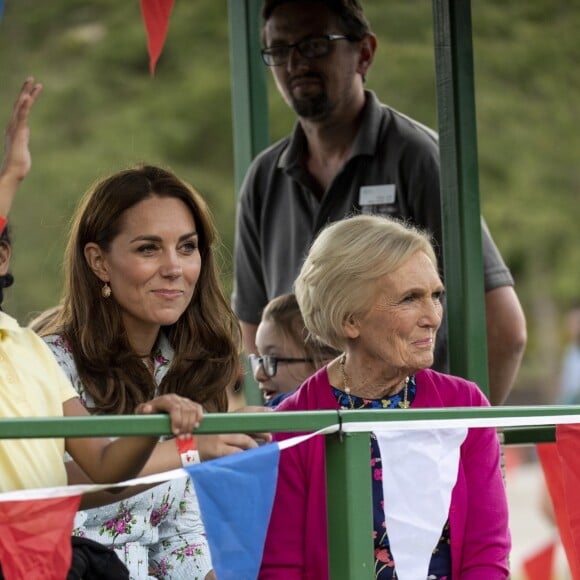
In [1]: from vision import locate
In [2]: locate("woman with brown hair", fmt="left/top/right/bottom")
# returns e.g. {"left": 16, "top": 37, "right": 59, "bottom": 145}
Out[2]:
{"left": 39, "top": 164, "right": 255, "bottom": 579}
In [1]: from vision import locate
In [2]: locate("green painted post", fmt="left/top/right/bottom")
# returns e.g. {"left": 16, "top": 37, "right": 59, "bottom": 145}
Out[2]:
{"left": 228, "top": 0, "right": 270, "bottom": 189}
{"left": 326, "top": 431, "right": 374, "bottom": 579}
{"left": 228, "top": 0, "right": 270, "bottom": 405}
{"left": 432, "top": 0, "right": 489, "bottom": 394}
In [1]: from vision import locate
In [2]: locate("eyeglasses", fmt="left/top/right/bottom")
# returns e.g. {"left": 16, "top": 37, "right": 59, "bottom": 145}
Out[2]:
{"left": 249, "top": 354, "right": 314, "bottom": 378}
{"left": 261, "top": 34, "right": 356, "bottom": 67}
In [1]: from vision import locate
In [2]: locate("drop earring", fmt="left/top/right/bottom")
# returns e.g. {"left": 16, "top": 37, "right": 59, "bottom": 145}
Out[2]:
{"left": 101, "top": 283, "right": 111, "bottom": 298}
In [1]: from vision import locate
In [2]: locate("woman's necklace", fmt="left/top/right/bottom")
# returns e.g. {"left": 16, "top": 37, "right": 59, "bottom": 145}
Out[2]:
{"left": 339, "top": 353, "right": 410, "bottom": 409}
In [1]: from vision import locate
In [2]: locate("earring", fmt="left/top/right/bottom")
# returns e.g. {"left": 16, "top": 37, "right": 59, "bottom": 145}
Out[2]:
{"left": 101, "top": 283, "right": 111, "bottom": 298}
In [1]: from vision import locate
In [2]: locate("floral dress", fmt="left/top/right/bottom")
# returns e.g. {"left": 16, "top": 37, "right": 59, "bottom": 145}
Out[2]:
{"left": 332, "top": 376, "right": 451, "bottom": 580}
{"left": 44, "top": 333, "right": 212, "bottom": 580}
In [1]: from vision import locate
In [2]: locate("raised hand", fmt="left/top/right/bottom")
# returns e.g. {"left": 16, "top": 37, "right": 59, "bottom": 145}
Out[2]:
{"left": 0, "top": 77, "right": 43, "bottom": 220}
{"left": 1, "top": 77, "right": 43, "bottom": 182}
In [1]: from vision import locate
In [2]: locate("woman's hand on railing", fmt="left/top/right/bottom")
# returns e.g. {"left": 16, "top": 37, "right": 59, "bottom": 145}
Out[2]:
{"left": 196, "top": 406, "right": 273, "bottom": 460}
{"left": 196, "top": 432, "right": 272, "bottom": 460}
{"left": 136, "top": 394, "right": 204, "bottom": 437}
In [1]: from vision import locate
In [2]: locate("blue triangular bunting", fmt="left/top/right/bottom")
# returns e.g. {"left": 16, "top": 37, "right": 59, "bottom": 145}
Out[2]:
{"left": 184, "top": 442, "right": 280, "bottom": 579}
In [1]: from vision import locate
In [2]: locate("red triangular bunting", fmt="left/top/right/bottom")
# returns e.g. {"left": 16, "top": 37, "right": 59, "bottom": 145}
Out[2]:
{"left": 0, "top": 495, "right": 81, "bottom": 579}
{"left": 522, "top": 540, "right": 556, "bottom": 580}
{"left": 140, "top": 0, "right": 175, "bottom": 76}
{"left": 538, "top": 440, "right": 580, "bottom": 579}
{"left": 555, "top": 424, "right": 580, "bottom": 574}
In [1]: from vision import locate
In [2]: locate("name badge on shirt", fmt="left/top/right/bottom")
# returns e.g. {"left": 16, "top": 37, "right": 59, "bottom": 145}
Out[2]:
{"left": 359, "top": 184, "right": 397, "bottom": 216}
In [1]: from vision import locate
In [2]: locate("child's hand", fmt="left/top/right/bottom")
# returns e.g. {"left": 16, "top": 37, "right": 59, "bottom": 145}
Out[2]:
{"left": 1, "top": 77, "right": 42, "bottom": 182}
{"left": 136, "top": 394, "right": 203, "bottom": 437}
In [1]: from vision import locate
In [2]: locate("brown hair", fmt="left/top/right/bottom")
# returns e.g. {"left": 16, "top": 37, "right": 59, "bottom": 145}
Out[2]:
{"left": 261, "top": 293, "right": 339, "bottom": 371}
{"left": 40, "top": 164, "right": 241, "bottom": 414}
{"left": 262, "top": 0, "right": 371, "bottom": 39}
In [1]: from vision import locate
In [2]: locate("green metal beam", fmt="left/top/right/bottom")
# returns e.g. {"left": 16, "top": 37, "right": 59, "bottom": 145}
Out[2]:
{"left": 500, "top": 426, "right": 556, "bottom": 445}
{"left": 326, "top": 431, "right": 374, "bottom": 579}
{"left": 432, "top": 0, "right": 489, "bottom": 393}
{"left": 228, "top": 0, "right": 270, "bottom": 405}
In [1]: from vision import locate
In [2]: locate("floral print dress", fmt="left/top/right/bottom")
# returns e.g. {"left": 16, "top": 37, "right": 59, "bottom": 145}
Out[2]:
{"left": 44, "top": 333, "right": 212, "bottom": 580}
{"left": 332, "top": 376, "right": 451, "bottom": 580}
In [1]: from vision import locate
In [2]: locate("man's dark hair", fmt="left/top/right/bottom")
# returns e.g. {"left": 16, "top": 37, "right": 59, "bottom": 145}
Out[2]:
{"left": 0, "top": 225, "right": 14, "bottom": 308}
{"left": 262, "top": 0, "right": 371, "bottom": 39}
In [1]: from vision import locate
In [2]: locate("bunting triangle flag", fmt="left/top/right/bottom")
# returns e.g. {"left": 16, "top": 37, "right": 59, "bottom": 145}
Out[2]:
{"left": 376, "top": 427, "right": 467, "bottom": 580}
{"left": 140, "top": 0, "right": 175, "bottom": 76}
{"left": 0, "top": 494, "right": 81, "bottom": 580}
{"left": 555, "top": 423, "right": 580, "bottom": 567}
{"left": 522, "top": 540, "right": 556, "bottom": 580}
{"left": 537, "top": 441, "right": 580, "bottom": 580}
{"left": 184, "top": 443, "right": 281, "bottom": 580}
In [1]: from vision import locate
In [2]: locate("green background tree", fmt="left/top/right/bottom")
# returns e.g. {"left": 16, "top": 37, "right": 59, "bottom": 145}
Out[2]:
{"left": 1, "top": 0, "right": 579, "bottom": 400}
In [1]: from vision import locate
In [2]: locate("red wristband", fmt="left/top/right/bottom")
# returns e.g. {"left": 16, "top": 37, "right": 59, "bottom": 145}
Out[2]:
{"left": 176, "top": 435, "right": 198, "bottom": 466}
{"left": 176, "top": 434, "right": 196, "bottom": 452}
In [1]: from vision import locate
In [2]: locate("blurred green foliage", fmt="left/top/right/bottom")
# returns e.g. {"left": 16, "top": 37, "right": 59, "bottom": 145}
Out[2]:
{"left": 1, "top": 0, "right": 579, "bottom": 396}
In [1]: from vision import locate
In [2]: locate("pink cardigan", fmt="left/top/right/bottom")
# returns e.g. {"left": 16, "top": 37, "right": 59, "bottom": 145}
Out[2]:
{"left": 259, "top": 368, "right": 510, "bottom": 579}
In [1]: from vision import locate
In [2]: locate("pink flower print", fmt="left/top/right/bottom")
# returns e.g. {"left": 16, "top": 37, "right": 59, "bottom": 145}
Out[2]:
{"left": 152, "top": 348, "right": 170, "bottom": 367}
{"left": 151, "top": 557, "right": 171, "bottom": 578}
{"left": 373, "top": 468, "right": 382, "bottom": 481}
{"left": 150, "top": 501, "right": 170, "bottom": 527}
{"left": 374, "top": 547, "right": 394, "bottom": 565}
{"left": 150, "top": 493, "right": 174, "bottom": 527}
{"left": 55, "top": 335, "right": 73, "bottom": 352}
{"left": 172, "top": 543, "right": 203, "bottom": 563}
{"left": 370, "top": 458, "right": 377, "bottom": 467}
{"left": 99, "top": 506, "right": 135, "bottom": 539}
{"left": 184, "top": 544, "right": 202, "bottom": 557}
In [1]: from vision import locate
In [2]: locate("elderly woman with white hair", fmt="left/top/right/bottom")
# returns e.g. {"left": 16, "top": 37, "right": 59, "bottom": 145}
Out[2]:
{"left": 259, "top": 215, "right": 510, "bottom": 579}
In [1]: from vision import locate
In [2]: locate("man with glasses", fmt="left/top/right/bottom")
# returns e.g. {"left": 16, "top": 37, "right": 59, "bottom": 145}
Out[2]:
{"left": 232, "top": 0, "right": 526, "bottom": 405}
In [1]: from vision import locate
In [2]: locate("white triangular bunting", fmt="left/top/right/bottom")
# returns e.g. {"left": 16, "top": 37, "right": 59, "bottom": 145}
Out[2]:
{"left": 376, "top": 427, "right": 467, "bottom": 580}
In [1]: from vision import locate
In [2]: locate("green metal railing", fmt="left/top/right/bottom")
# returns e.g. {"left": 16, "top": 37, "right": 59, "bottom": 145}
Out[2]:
{"left": 1, "top": 407, "right": 577, "bottom": 439}
{"left": 1, "top": 406, "right": 578, "bottom": 577}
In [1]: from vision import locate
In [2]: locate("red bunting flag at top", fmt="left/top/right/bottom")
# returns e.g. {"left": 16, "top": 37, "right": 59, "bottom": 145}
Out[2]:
{"left": 140, "top": 0, "right": 175, "bottom": 76}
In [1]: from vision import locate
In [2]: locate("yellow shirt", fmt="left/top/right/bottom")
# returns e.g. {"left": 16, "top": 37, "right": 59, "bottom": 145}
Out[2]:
{"left": 0, "top": 311, "right": 78, "bottom": 491}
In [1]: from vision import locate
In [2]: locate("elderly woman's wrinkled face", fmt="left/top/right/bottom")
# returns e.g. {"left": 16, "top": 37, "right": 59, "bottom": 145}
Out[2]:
{"left": 353, "top": 251, "right": 444, "bottom": 374}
